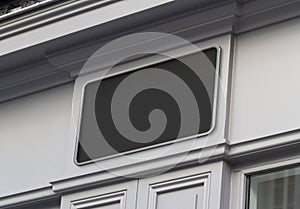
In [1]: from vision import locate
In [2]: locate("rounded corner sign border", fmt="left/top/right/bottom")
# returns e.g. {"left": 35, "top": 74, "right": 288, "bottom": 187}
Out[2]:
{"left": 73, "top": 45, "right": 222, "bottom": 166}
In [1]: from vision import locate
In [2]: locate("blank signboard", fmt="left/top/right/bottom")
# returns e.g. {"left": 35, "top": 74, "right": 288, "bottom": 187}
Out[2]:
{"left": 75, "top": 47, "right": 219, "bottom": 164}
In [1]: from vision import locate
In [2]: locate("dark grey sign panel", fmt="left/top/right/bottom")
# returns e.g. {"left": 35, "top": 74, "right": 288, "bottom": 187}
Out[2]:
{"left": 76, "top": 47, "right": 219, "bottom": 165}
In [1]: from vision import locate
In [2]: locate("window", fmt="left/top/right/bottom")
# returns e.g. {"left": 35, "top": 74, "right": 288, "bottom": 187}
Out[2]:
{"left": 248, "top": 165, "right": 300, "bottom": 209}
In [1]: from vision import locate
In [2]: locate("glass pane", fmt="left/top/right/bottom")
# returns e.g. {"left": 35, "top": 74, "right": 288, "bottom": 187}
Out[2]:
{"left": 249, "top": 166, "right": 300, "bottom": 209}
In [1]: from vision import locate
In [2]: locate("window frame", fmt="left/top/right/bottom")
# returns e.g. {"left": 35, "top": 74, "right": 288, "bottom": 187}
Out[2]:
{"left": 230, "top": 157, "right": 300, "bottom": 209}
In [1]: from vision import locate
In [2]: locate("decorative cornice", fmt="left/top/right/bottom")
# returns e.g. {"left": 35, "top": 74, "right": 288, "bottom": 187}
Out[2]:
{"left": 2, "top": 128, "right": 300, "bottom": 208}
{"left": 0, "top": 0, "right": 121, "bottom": 40}
{"left": 0, "top": 0, "right": 47, "bottom": 17}
{"left": 0, "top": 187, "right": 57, "bottom": 209}
{"left": 1, "top": 0, "right": 300, "bottom": 103}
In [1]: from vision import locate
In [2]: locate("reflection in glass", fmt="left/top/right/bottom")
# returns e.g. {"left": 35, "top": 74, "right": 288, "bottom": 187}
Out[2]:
{"left": 249, "top": 166, "right": 300, "bottom": 209}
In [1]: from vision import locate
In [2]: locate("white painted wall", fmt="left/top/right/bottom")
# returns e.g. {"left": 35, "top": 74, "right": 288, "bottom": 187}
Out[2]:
{"left": 230, "top": 17, "right": 300, "bottom": 143}
{"left": 0, "top": 84, "right": 73, "bottom": 197}
{"left": 0, "top": 35, "right": 232, "bottom": 198}
{"left": 3, "top": 15, "right": 300, "bottom": 199}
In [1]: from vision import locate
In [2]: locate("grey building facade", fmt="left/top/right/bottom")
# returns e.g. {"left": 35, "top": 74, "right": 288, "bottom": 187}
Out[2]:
{"left": 1, "top": 0, "right": 300, "bottom": 208}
